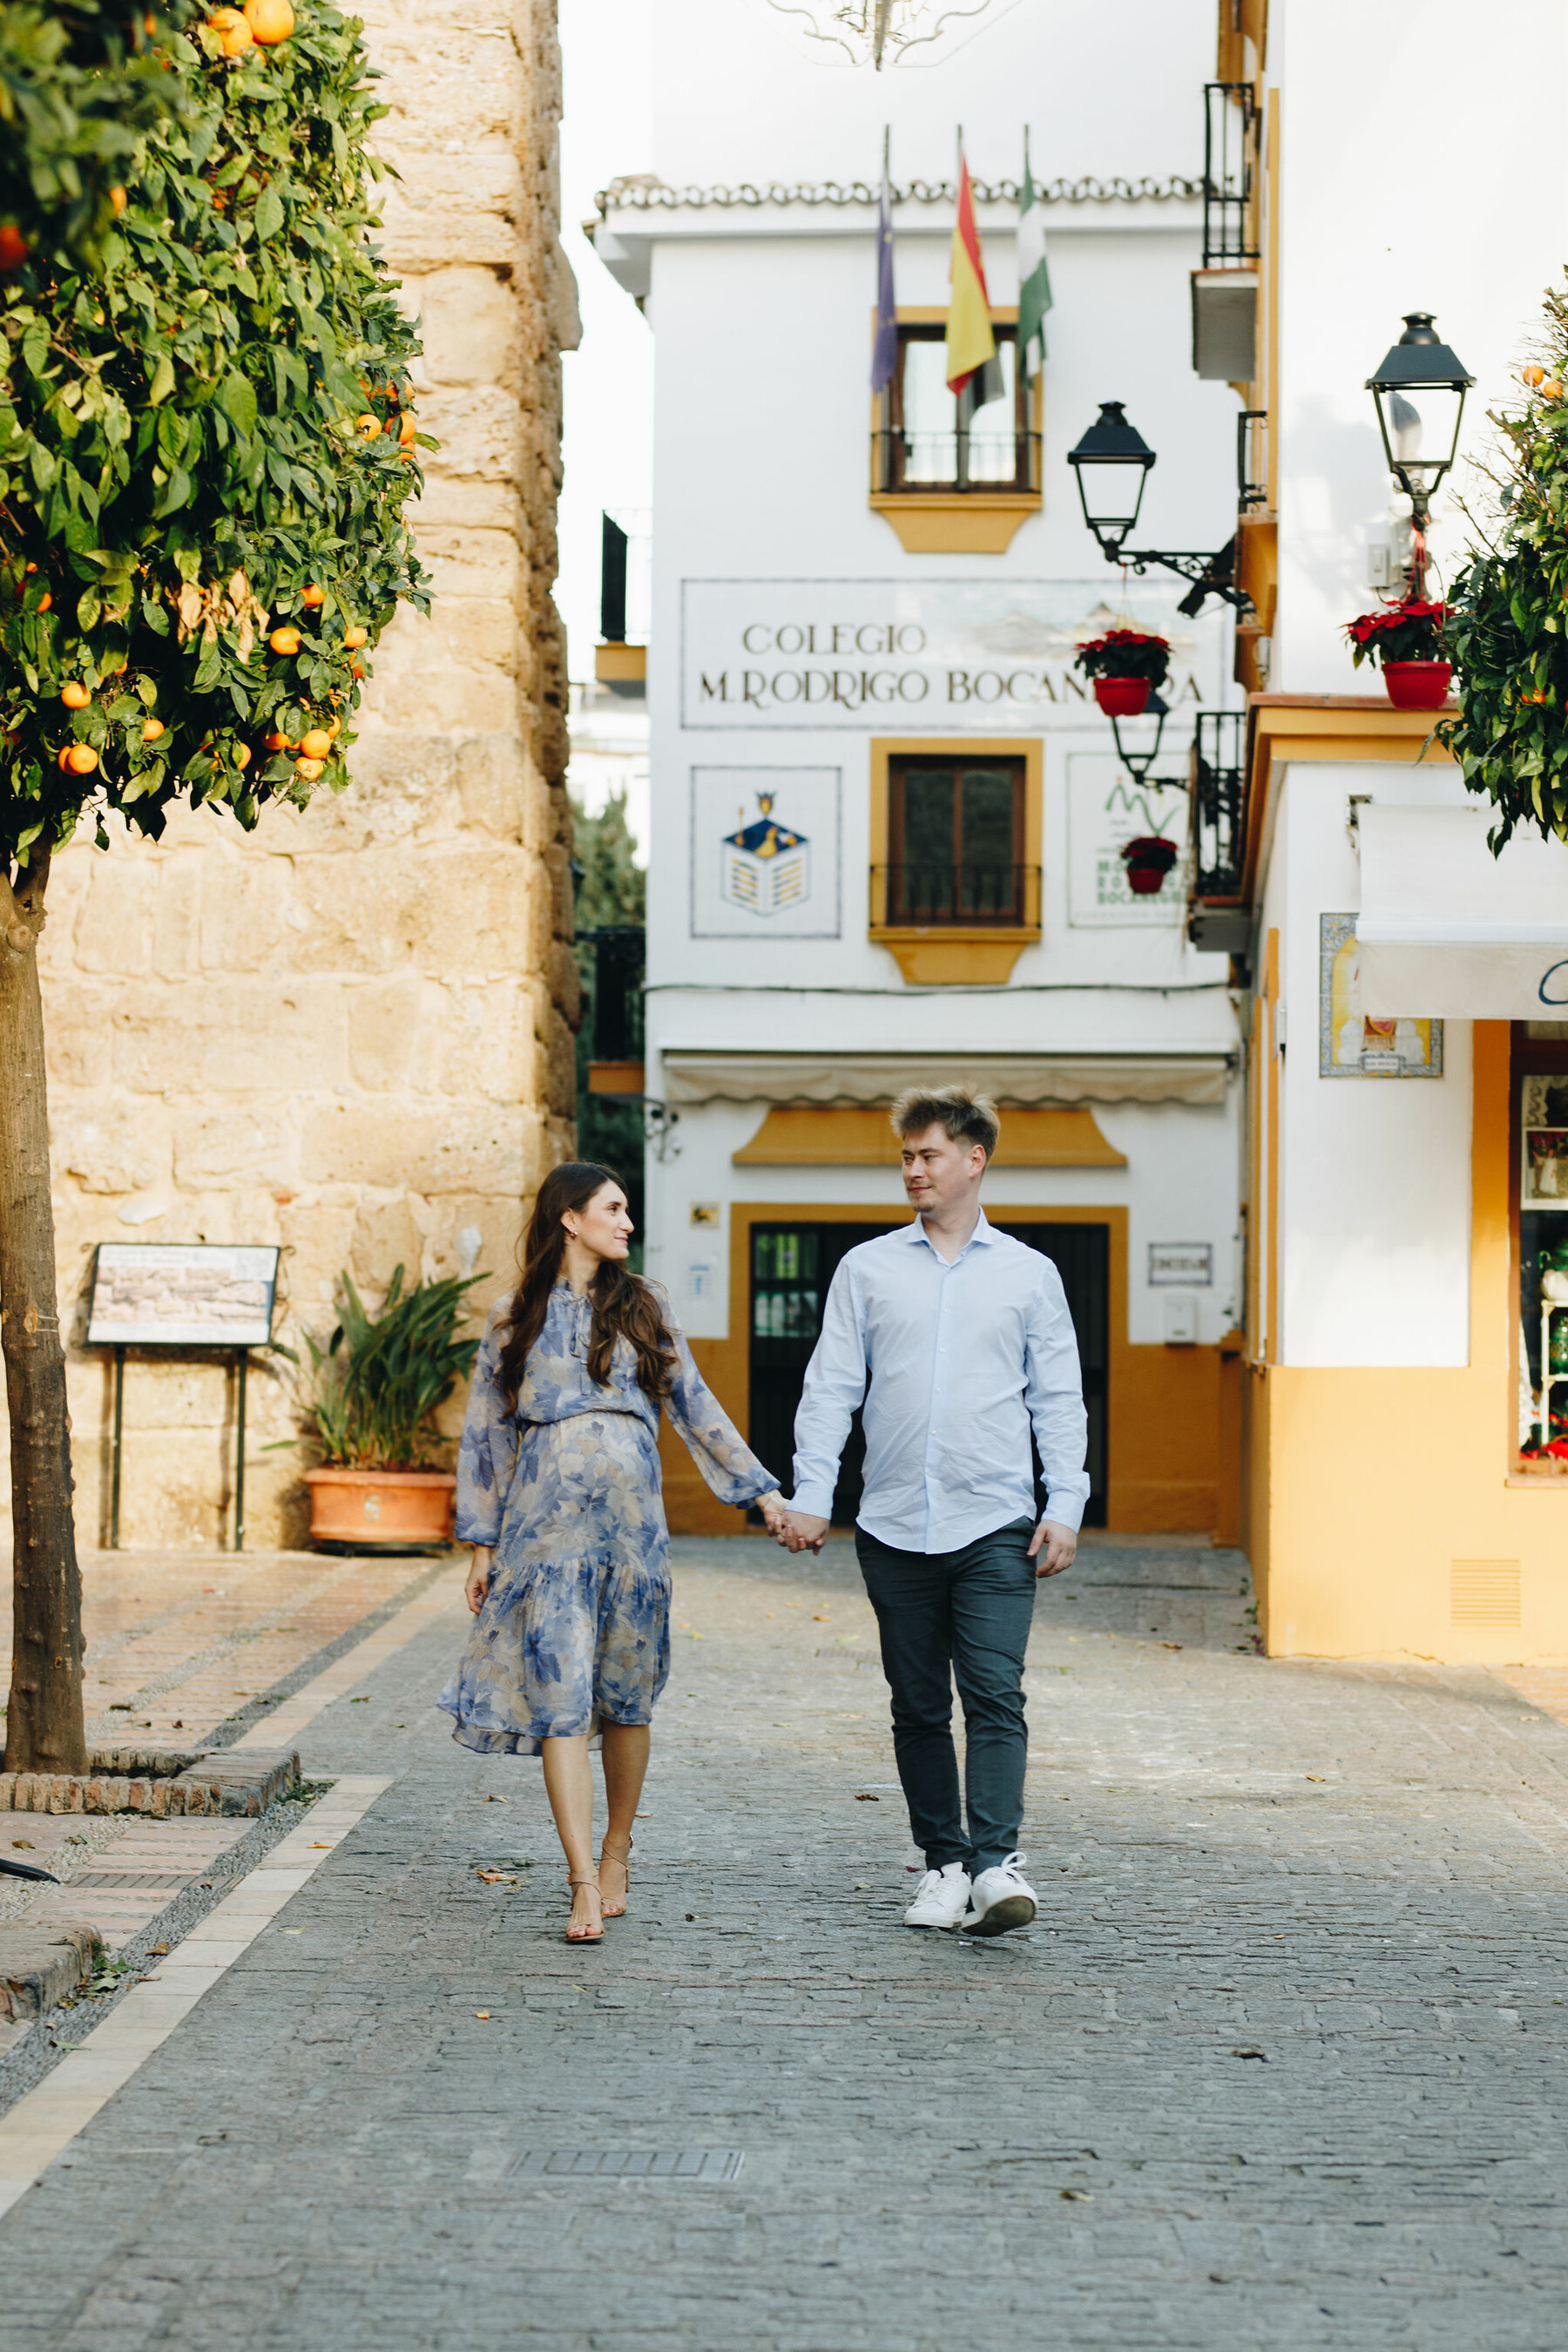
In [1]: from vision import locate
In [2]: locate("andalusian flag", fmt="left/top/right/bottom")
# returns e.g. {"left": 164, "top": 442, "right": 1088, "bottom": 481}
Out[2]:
{"left": 1017, "top": 132, "right": 1053, "bottom": 382}
{"left": 944, "top": 145, "right": 995, "bottom": 395}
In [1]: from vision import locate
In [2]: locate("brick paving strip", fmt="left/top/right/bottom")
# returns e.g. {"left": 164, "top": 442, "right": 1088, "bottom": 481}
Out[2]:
{"left": 3, "top": 1535, "right": 1568, "bottom": 2344}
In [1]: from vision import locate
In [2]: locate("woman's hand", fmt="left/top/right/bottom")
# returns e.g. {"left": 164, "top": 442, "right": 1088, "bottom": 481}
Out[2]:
{"left": 756, "top": 1490, "right": 788, "bottom": 1538}
{"left": 465, "top": 1546, "right": 495, "bottom": 1615}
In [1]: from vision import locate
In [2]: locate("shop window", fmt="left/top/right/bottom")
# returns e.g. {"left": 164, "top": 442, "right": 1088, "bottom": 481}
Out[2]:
{"left": 874, "top": 323, "right": 1038, "bottom": 496}
{"left": 1514, "top": 1022, "right": 1568, "bottom": 1465}
{"left": 882, "top": 754, "right": 1028, "bottom": 926}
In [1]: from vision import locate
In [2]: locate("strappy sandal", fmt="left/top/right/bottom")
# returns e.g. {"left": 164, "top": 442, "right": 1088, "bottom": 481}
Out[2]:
{"left": 565, "top": 1873, "right": 604, "bottom": 1944}
{"left": 598, "top": 1835, "right": 632, "bottom": 1919}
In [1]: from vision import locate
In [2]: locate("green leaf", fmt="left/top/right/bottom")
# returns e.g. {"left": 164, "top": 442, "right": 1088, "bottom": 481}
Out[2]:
{"left": 147, "top": 352, "right": 176, "bottom": 407}
{"left": 219, "top": 373, "right": 257, "bottom": 439}
{"left": 253, "top": 180, "right": 285, "bottom": 241}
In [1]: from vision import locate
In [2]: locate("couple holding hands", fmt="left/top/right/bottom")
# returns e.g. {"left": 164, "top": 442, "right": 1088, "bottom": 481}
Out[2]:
{"left": 439, "top": 1086, "right": 1090, "bottom": 1947}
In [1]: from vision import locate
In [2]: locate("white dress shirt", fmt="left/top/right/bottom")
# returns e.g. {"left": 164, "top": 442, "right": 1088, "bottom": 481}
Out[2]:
{"left": 789, "top": 1210, "right": 1092, "bottom": 1552}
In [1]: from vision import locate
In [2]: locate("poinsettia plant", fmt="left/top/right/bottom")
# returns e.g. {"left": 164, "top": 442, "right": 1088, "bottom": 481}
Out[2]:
{"left": 1074, "top": 629, "right": 1171, "bottom": 686}
{"left": 1343, "top": 597, "right": 1450, "bottom": 669}
{"left": 1438, "top": 280, "right": 1568, "bottom": 848}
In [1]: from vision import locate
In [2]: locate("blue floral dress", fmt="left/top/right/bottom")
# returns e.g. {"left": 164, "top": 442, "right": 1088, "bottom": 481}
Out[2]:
{"left": 438, "top": 1281, "right": 777, "bottom": 1756}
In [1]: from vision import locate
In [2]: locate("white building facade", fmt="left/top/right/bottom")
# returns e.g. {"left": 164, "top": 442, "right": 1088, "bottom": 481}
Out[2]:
{"left": 593, "top": 0, "right": 1249, "bottom": 1540}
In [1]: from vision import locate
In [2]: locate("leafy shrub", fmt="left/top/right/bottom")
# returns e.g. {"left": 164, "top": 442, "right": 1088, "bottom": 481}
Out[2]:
{"left": 301, "top": 1267, "right": 487, "bottom": 1472}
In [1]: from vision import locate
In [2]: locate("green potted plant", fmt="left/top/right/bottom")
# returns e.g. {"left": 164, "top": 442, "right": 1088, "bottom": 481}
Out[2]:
{"left": 1074, "top": 628, "right": 1172, "bottom": 717}
{"left": 298, "top": 1267, "right": 486, "bottom": 1548}
{"left": 1343, "top": 596, "right": 1452, "bottom": 709}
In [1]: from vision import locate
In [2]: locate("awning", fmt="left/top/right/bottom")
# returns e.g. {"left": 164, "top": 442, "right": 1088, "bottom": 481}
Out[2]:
{"left": 659, "top": 1051, "right": 1233, "bottom": 1109}
{"left": 1357, "top": 804, "right": 1568, "bottom": 1017}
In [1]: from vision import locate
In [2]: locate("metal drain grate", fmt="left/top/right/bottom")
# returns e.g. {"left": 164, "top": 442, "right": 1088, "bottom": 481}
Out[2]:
{"left": 72, "top": 1871, "right": 193, "bottom": 1890}
{"left": 511, "top": 2149, "right": 743, "bottom": 2182}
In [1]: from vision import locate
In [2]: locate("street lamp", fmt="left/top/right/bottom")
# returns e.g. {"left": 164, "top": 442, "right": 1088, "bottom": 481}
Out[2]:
{"left": 1366, "top": 311, "right": 1474, "bottom": 536}
{"left": 1066, "top": 402, "right": 1253, "bottom": 617}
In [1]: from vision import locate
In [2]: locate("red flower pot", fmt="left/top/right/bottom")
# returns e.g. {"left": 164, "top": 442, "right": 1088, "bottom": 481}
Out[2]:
{"left": 1093, "top": 675, "right": 1151, "bottom": 718}
{"left": 1382, "top": 659, "right": 1452, "bottom": 711}
{"left": 1125, "top": 862, "right": 1170, "bottom": 896}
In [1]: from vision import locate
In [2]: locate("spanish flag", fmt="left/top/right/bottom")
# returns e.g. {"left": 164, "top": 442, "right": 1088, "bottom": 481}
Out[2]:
{"left": 944, "top": 150, "right": 995, "bottom": 395}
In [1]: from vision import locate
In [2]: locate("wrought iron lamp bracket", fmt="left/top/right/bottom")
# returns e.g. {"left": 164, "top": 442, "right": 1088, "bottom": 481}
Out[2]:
{"left": 1093, "top": 539, "right": 1254, "bottom": 617}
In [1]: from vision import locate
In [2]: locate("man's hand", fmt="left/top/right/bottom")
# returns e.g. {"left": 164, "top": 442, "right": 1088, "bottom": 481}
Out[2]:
{"left": 1028, "top": 1517, "right": 1078, "bottom": 1578}
{"left": 776, "top": 1510, "right": 829, "bottom": 1555}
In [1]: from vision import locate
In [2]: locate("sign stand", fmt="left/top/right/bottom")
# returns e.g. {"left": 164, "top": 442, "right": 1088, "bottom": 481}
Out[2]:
{"left": 88, "top": 1245, "right": 281, "bottom": 1555}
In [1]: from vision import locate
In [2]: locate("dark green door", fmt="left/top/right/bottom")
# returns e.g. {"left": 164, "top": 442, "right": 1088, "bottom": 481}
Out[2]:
{"left": 747, "top": 1218, "right": 1109, "bottom": 1528}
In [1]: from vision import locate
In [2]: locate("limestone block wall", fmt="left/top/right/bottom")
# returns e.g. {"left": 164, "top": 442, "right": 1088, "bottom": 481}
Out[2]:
{"left": 17, "top": 0, "right": 580, "bottom": 1551}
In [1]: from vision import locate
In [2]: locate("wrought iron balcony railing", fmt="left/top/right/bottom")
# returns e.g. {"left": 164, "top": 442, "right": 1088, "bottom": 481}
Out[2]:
{"left": 1237, "top": 409, "right": 1269, "bottom": 510}
{"left": 872, "top": 429, "right": 1043, "bottom": 497}
{"left": 871, "top": 863, "right": 1042, "bottom": 929}
{"left": 1190, "top": 712, "right": 1247, "bottom": 900}
{"left": 581, "top": 923, "right": 645, "bottom": 1062}
{"left": 1202, "top": 82, "right": 1260, "bottom": 269}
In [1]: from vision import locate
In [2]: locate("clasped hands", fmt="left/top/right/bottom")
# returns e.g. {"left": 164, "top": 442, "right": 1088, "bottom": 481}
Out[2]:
{"left": 757, "top": 1490, "right": 1078, "bottom": 1578}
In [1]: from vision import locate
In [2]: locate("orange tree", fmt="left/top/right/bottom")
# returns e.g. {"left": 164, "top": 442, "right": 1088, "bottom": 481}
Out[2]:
{"left": 0, "top": 0, "right": 430, "bottom": 1770}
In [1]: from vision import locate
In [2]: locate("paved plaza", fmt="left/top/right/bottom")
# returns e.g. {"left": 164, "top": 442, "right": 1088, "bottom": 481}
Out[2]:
{"left": 3, "top": 1532, "right": 1568, "bottom": 2347}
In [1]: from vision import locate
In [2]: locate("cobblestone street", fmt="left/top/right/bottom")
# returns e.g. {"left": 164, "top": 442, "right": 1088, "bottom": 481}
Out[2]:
{"left": 5, "top": 1532, "right": 1568, "bottom": 2348}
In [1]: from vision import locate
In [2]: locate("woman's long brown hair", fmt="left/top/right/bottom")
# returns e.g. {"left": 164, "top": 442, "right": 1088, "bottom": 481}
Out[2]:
{"left": 497, "top": 1162, "right": 675, "bottom": 1408}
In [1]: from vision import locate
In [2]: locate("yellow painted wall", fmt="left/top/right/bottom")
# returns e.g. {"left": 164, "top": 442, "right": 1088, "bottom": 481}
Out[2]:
{"left": 1246, "top": 1022, "right": 1568, "bottom": 1660}
{"left": 663, "top": 1201, "right": 1227, "bottom": 1538}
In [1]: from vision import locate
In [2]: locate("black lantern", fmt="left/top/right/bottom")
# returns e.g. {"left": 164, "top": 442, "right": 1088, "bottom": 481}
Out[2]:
{"left": 1064, "top": 402, "right": 1253, "bottom": 616}
{"left": 1366, "top": 312, "right": 1475, "bottom": 531}
{"left": 1066, "top": 402, "right": 1157, "bottom": 558}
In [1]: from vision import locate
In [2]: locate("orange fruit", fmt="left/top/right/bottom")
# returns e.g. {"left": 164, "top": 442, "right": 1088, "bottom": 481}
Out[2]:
{"left": 142, "top": 718, "right": 165, "bottom": 741}
{"left": 269, "top": 625, "right": 301, "bottom": 655}
{"left": 263, "top": 731, "right": 294, "bottom": 751}
{"left": 64, "top": 744, "right": 99, "bottom": 775}
{"left": 233, "top": 743, "right": 253, "bottom": 769}
{"left": 354, "top": 414, "right": 380, "bottom": 438}
{"left": 1524, "top": 364, "right": 1546, "bottom": 388}
{"left": 1544, "top": 381, "right": 1565, "bottom": 404}
{"left": 398, "top": 410, "right": 417, "bottom": 448}
{"left": 243, "top": 0, "right": 294, "bottom": 39}
{"left": 298, "top": 727, "right": 332, "bottom": 760}
{"left": 60, "top": 681, "right": 91, "bottom": 709}
{"left": 37, "top": 591, "right": 51, "bottom": 612}
{"left": 0, "top": 225, "right": 27, "bottom": 273}
{"left": 341, "top": 625, "right": 368, "bottom": 650}
{"left": 300, "top": 582, "right": 325, "bottom": 608}
{"left": 294, "top": 755, "right": 325, "bottom": 781}
{"left": 207, "top": 7, "right": 253, "bottom": 52}
{"left": 327, "top": 717, "right": 341, "bottom": 740}
{"left": 110, "top": 187, "right": 128, "bottom": 216}
{"left": 351, "top": 662, "right": 363, "bottom": 679}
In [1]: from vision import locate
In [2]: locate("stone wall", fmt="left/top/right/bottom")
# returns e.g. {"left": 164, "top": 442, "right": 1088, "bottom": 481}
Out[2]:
{"left": 19, "top": 0, "right": 580, "bottom": 1551}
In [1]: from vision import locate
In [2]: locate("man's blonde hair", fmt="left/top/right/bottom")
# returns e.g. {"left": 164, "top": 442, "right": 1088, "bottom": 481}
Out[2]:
{"left": 889, "top": 1085, "right": 1000, "bottom": 1161}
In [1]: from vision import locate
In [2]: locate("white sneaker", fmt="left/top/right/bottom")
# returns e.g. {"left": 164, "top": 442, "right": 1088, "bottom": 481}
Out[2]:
{"left": 902, "top": 1862, "right": 972, "bottom": 1930}
{"left": 962, "top": 1853, "right": 1037, "bottom": 1936}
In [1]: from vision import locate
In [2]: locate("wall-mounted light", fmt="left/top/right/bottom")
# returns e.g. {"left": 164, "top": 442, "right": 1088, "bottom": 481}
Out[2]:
{"left": 1366, "top": 311, "right": 1474, "bottom": 537}
{"left": 1066, "top": 402, "right": 1252, "bottom": 617}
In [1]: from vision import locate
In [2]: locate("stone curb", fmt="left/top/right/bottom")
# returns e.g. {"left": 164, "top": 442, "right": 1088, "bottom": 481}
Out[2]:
{"left": 0, "top": 1746, "right": 300, "bottom": 1819}
{"left": 0, "top": 1923, "right": 103, "bottom": 2020}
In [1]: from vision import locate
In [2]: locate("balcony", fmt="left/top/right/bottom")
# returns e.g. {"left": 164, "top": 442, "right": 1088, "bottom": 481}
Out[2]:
{"left": 868, "top": 863, "right": 1042, "bottom": 985}
{"left": 1186, "top": 712, "right": 1249, "bottom": 959}
{"left": 1192, "top": 82, "right": 1260, "bottom": 382}
{"left": 582, "top": 923, "right": 645, "bottom": 1094}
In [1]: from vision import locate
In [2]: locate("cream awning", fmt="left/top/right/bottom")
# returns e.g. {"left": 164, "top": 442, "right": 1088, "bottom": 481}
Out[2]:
{"left": 1357, "top": 805, "right": 1568, "bottom": 1017}
{"left": 659, "top": 1051, "right": 1233, "bottom": 1108}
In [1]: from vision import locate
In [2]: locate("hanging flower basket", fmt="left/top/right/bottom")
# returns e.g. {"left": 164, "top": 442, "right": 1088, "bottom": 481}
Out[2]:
{"left": 1121, "top": 835, "right": 1179, "bottom": 896}
{"left": 1343, "top": 598, "right": 1452, "bottom": 708}
{"left": 1092, "top": 675, "right": 1149, "bottom": 717}
{"left": 1076, "top": 628, "right": 1171, "bottom": 723}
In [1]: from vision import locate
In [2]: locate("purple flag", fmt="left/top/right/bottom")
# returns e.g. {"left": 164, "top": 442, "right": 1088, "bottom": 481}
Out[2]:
{"left": 871, "top": 156, "right": 896, "bottom": 392}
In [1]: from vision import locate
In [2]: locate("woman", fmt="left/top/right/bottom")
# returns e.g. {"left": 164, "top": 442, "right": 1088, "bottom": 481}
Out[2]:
{"left": 439, "top": 1163, "right": 787, "bottom": 1943}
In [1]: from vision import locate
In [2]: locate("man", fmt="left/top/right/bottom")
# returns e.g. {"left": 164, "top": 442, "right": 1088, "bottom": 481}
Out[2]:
{"left": 776, "top": 1087, "right": 1089, "bottom": 1936}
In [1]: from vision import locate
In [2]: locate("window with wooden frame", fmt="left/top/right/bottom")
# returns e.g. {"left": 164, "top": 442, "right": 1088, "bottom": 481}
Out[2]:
{"left": 884, "top": 754, "right": 1028, "bottom": 926}
{"left": 873, "top": 321, "right": 1038, "bottom": 497}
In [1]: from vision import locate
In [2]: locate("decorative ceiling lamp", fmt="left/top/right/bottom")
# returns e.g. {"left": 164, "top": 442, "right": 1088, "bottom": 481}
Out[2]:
{"left": 762, "top": 0, "right": 1015, "bottom": 69}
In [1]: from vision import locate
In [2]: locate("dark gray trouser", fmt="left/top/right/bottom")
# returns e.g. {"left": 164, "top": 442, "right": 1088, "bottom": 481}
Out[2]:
{"left": 854, "top": 1516, "right": 1037, "bottom": 1876}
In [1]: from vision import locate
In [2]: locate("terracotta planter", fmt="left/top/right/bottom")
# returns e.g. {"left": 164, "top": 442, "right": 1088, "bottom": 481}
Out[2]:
{"left": 1093, "top": 675, "right": 1151, "bottom": 718}
{"left": 304, "top": 1466, "right": 456, "bottom": 1549}
{"left": 1124, "top": 863, "right": 1170, "bottom": 896}
{"left": 1382, "top": 659, "right": 1452, "bottom": 711}
{"left": 1122, "top": 835, "right": 1179, "bottom": 897}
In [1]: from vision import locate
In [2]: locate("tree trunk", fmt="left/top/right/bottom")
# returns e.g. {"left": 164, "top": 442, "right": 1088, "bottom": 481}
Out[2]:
{"left": 0, "top": 852, "right": 86, "bottom": 1774}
